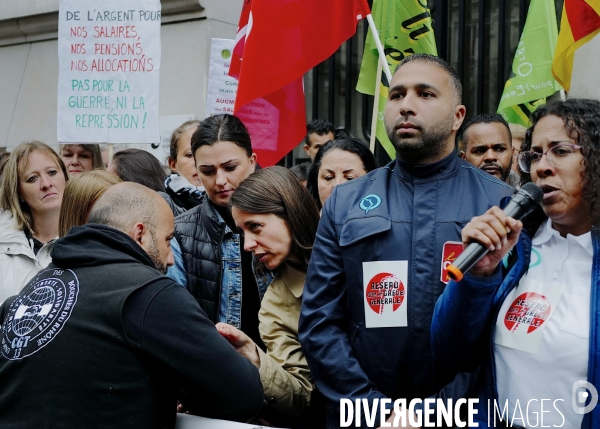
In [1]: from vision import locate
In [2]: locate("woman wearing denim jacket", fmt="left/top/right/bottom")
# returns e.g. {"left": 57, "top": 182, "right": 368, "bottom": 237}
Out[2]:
{"left": 432, "top": 99, "right": 600, "bottom": 429}
{"left": 167, "top": 114, "right": 269, "bottom": 350}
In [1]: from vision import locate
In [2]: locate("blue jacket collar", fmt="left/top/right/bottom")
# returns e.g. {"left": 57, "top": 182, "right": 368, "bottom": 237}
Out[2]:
{"left": 394, "top": 151, "right": 461, "bottom": 182}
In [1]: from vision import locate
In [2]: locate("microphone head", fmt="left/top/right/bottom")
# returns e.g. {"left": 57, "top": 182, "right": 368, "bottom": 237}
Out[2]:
{"left": 520, "top": 182, "right": 544, "bottom": 204}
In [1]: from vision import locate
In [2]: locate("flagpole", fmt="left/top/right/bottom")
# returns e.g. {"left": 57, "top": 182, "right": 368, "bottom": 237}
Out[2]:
{"left": 370, "top": 57, "right": 383, "bottom": 153}
{"left": 366, "top": 13, "right": 392, "bottom": 154}
{"left": 366, "top": 14, "right": 393, "bottom": 83}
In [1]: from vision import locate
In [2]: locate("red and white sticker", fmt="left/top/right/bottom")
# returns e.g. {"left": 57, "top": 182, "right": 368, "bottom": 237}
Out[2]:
{"left": 503, "top": 292, "right": 551, "bottom": 333}
{"left": 363, "top": 261, "right": 408, "bottom": 328}
{"left": 495, "top": 278, "right": 564, "bottom": 354}
{"left": 440, "top": 241, "right": 464, "bottom": 284}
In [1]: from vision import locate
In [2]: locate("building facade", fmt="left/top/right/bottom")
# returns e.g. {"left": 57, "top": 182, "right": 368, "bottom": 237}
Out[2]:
{"left": 2, "top": 0, "right": 586, "bottom": 167}
{"left": 0, "top": 0, "right": 241, "bottom": 157}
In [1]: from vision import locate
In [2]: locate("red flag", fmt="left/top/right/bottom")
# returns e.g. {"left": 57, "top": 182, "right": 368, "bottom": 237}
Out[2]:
{"left": 229, "top": 0, "right": 251, "bottom": 80}
{"left": 230, "top": 0, "right": 370, "bottom": 166}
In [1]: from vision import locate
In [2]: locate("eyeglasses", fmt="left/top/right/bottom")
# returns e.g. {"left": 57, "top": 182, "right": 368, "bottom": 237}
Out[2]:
{"left": 517, "top": 143, "right": 581, "bottom": 173}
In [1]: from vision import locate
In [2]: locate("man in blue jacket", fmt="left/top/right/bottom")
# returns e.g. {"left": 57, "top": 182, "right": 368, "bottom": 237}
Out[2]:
{"left": 299, "top": 54, "right": 514, "bottom": 429}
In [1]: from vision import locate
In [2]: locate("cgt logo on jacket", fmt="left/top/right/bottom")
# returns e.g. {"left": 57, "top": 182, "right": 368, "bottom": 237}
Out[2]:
{"left": 1, "top": 269, "right": 79, "bottom": 360}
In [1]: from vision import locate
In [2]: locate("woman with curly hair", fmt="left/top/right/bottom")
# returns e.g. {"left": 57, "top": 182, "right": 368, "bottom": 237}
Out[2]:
{"left": 431, "top": 98, "right": 600, "bottom": 428}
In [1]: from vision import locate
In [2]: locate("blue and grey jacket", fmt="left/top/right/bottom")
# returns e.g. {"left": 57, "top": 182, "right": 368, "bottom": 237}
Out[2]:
{"left": 167, "top": 197, "right": 270, "bottom": 328}
{"left": 299, "top": 153, "right": 513, "bottom": 428}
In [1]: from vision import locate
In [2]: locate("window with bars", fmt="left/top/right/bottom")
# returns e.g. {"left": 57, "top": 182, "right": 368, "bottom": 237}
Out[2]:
{"left": 289, "top": 0, "right": 562, "bottom": 167}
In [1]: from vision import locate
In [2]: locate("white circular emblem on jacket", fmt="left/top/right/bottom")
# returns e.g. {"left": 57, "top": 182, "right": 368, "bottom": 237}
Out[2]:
{"left": 1, "top": 268, "right": 79, "bottom": 360}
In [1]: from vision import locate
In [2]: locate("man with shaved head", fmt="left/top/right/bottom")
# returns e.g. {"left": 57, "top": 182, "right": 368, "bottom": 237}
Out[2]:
{"left": 87, "top": 182, "right": 175, "bottom": 272}
{"left": 0, "top": 182, "right": 264, "bottom": 428}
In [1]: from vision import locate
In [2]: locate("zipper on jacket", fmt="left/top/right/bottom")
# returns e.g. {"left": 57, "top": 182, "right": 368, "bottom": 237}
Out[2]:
{"left": 216, "top": 226, "right": 226, "bottom": 321}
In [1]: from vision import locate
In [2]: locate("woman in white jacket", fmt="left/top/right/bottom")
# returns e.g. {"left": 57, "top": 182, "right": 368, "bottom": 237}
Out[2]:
{"left": 0, "top": 141, "right": 69, "bottom": 304}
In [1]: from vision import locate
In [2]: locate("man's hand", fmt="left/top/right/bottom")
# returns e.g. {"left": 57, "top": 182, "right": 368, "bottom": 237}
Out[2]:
{"left": 176, "top": 401, "right": 188, "bottom": 414}
{"left": 461, "top": 206, "right": 523, "bottom": 278}
{"left": 215, "top": 323, "right": 261, "bottom": 369}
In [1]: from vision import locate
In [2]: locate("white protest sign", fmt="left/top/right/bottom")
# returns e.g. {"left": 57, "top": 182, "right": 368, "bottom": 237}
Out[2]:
{"left": 57, "top": 0, "right": 161, "bottom": 144}
{"left": 205, "top": 38, "right": 279, "bottom": 150}
{"left": 205, "top": 39, "right": 237, "bottom": 116}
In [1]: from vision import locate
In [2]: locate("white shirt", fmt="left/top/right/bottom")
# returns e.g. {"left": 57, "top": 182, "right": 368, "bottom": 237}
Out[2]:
{"left": 494, "top": 219, "right": 591, "bottom": 428}
{"left": 0, "top": 211, "right": 55, "bottom": 305}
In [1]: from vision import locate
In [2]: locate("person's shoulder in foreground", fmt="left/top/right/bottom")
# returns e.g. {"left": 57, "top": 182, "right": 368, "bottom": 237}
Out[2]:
{"left": 0, "top": 182, "right": 263, "bottom": 429}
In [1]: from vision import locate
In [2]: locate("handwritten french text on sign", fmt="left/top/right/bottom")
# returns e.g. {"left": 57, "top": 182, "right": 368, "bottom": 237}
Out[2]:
{"left": 363, "top": 261, "right": 408, "bottom": 328}
{"left": 57, "top": 0, "right": 161, "bottom": 144}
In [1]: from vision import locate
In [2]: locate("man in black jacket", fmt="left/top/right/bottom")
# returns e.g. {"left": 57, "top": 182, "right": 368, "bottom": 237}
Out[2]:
{"left": 0, "top": 182, "right": 264, "bottom": 428}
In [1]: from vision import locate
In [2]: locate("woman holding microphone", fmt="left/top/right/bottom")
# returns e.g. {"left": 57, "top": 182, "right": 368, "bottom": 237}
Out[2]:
{"left": 432, "top": 98, "right": 600, "bottom": 428}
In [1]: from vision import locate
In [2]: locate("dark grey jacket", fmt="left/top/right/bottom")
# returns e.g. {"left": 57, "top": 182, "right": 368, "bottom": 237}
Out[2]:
{"left": 173, "top": 198, "right": 224, "bottom": 322}
{"left": 172, "top": 198, "right": 270, "bottom": 324}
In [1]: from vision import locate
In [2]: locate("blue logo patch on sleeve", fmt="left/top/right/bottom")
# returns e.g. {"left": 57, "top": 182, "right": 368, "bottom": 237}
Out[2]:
{"left": 359, "top": 194, "right": 382, "bottom": 214}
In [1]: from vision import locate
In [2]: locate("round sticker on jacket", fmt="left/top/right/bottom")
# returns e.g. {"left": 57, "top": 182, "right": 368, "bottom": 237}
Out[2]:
{"left": 1, "top": 268, "right": 79, "bottom": 360}
{"left": 365, "top": 272, "right": 405, "bottom": 315}
{"left": 504, "top": 292, "right": 551, "bottom": 334}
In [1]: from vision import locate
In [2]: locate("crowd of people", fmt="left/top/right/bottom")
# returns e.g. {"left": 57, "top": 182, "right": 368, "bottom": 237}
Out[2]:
{"left": 0, "top": 53, "right": 598, "bottom": 429}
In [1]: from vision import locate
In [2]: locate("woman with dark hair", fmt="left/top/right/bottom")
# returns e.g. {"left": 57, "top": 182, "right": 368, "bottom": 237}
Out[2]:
{"left": 432, "top": 98, "right": 600, "bottom": 428}
{"left": 164, "top": 119, "right": 204, "bottom": 216}
{"left": 0, "top": 141, "right": 69, "bottom": 303}
{"left": 307, "top": 138, "right": 377, "bottom": 210}
{"left": 168, "top": 114, "right": 270, "bottom": 353}
{"left": 60, "top": 144, "right": 104, "bottom": 176}
{"left": 107, "top": 148, "right": 167, "bottom": 192}
{"left": 216, "top": 166, "right": 321, "bottom": 426}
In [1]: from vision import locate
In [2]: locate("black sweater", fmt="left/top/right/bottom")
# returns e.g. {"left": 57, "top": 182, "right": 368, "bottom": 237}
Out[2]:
{"left": 0, "top": 224, "right": 263, "bottom": 428}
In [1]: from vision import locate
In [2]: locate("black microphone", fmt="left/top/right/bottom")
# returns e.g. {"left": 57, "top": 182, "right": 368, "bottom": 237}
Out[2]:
{"left": 446, "top": 182, "right": 544, "bottom": 281}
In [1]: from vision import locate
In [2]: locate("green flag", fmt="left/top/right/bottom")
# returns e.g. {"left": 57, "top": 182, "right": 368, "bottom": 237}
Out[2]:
{"left": 497, "top": 0, "right": 561, "bottom": 127}
{"left": 357, "top": 0, "right": 437, "bottom": 159}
